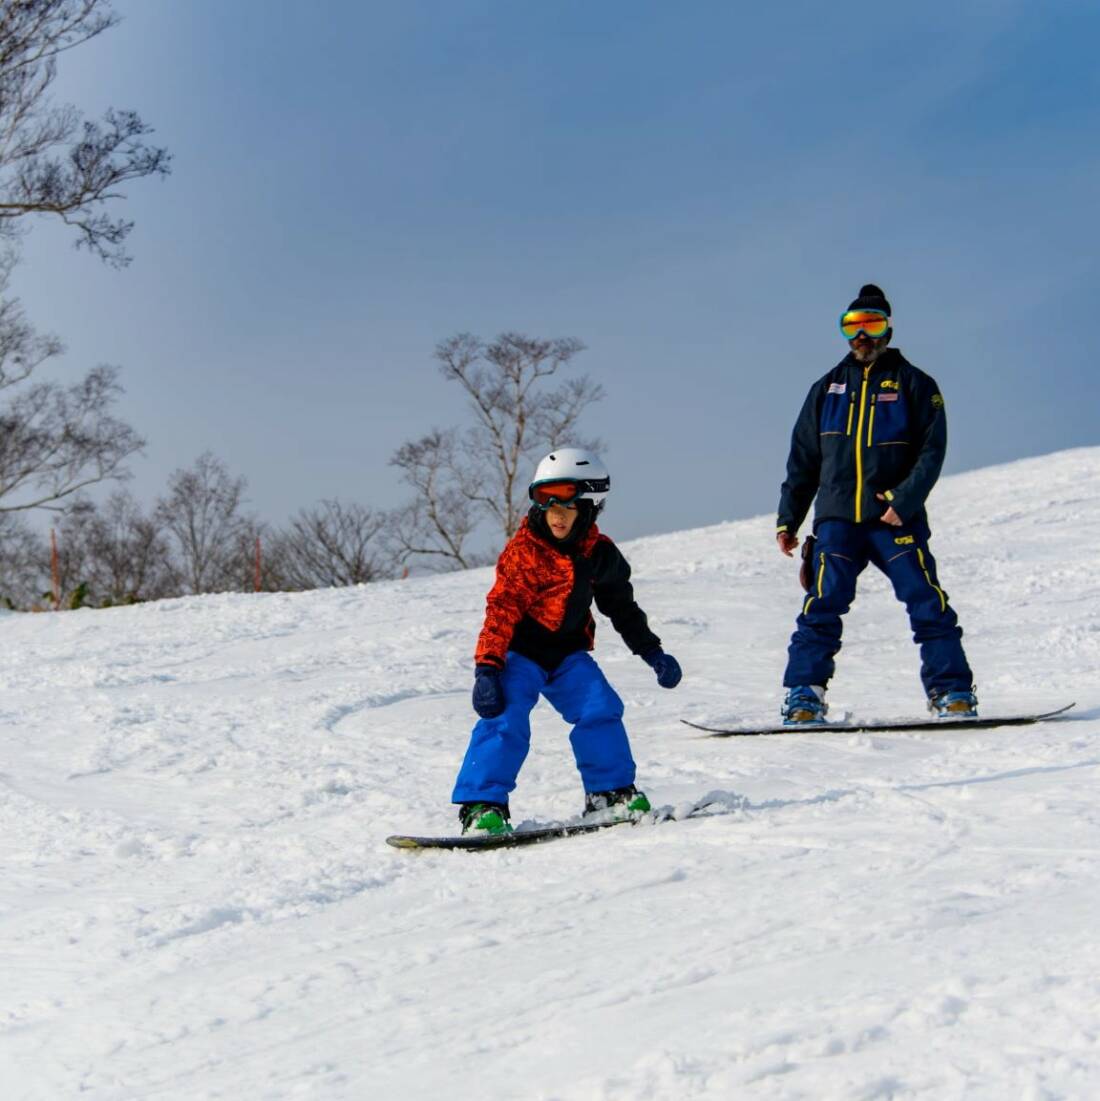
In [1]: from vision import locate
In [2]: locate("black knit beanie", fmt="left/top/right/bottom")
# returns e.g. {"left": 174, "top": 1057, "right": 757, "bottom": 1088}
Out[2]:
{"left": 847, "top": 283, "right": 892, "bottom": 317}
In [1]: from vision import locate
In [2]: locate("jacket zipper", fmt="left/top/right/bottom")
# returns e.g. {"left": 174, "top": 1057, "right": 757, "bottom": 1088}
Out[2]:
{"left": 853, "top": 365, "right": 871, "bottom": 521}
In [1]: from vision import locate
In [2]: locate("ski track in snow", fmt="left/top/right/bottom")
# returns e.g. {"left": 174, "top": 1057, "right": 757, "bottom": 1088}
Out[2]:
{"left": 3, "top": 448, "right": 1100, "bottom": 1099}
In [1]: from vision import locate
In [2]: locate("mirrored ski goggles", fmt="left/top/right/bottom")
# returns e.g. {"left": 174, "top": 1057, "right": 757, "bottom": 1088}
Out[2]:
{"left": 839, "top": 308, "right": 890, "bottom": 340}
{"left": 529, "top": 477, "right": 608, "bottom": 509}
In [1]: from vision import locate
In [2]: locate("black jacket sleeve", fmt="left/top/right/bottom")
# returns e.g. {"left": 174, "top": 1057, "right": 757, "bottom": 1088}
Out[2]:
{"left": 777, "top": 379, "right": 823, "bottom": 534}
{"left": 887, "top": 371, "right": 947, "bottom": 521}
{"left": 592, "top": 539, "right": 661, "bottom": 655}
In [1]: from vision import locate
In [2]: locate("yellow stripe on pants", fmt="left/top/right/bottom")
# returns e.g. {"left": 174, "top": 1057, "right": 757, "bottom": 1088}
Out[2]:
{"left": 803, "top": 551, "right": 826, "bottom": 614}
{"left": 917, "top": 548, "right": 946, "bottom": 612}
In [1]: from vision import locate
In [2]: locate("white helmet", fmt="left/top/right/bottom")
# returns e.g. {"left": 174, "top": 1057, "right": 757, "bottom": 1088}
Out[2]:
{"left": 529, "top": 447, "right": 610, "bottom": 511}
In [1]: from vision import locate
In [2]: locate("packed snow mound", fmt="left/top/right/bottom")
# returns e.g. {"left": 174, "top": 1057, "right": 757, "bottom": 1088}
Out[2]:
{"left": 2, "top": 446, "right": 1099, "bottom": 1099}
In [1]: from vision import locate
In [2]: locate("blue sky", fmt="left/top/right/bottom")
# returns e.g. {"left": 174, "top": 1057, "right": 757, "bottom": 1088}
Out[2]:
{"left": 12, "top": 0, "right": 1100, "bottom": 542}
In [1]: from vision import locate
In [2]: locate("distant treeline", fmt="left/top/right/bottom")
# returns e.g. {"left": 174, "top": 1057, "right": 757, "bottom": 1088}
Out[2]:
{"left": 0, "top": 452, "right": 400, "bottom": 609}
{"left": 0, "top": 329, "right": 602, "bottom": 610}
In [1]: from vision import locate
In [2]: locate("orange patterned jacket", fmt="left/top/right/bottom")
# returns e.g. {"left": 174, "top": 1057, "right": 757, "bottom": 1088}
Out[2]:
{"left": 475, "top": 517, "right": 660, "bottom": 672}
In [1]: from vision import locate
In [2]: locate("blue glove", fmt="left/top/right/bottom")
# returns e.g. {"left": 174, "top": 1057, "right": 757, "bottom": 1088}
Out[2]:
{"left": 642, "top": 648, "right": 682, "bottom": 689}
{"left": 472, "top": 664, "right": 506, "bottom": 718}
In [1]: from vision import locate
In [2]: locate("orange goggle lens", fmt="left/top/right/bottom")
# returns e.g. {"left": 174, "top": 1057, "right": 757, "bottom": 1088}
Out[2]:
{"left": 839, "top": 309, "right": 890, "bottom": 340}
{"left": 531, "top": 481, "right": 581, "bottom": 507}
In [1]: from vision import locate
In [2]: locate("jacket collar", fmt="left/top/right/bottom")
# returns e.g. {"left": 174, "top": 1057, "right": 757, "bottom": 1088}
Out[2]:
{"left": 838, "top": 346, "right": 906, "bottom": 375}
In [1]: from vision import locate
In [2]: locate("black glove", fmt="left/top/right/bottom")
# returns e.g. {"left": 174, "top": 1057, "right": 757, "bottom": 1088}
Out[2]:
{"left": 472, "top": 664, "right": 506, "bottom": 718}
{"left": 642, "top": 648, "right": 682, "bottom": 689}
{"left": 799, "top": 533, "right": 817, "bottom": 592}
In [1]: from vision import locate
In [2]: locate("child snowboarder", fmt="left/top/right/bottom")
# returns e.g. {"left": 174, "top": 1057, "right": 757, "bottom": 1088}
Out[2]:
{"left": 452, "top": 447, "right": 683, "bottom": 835}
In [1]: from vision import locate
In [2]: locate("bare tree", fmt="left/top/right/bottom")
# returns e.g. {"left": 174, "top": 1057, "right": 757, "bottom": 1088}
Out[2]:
{"left": 0, "top": 0, "right": 171, "bottom": 266}
{"left": 392, "top": 333, "right": 603, "bottom": 569}
{"left": 156, "top": 452, "right": 251, "bottom": 595}
{"left": 55, "top": 490, "right": 173, "bottom": 604}
{"left": 439, "top": 333, "right": 603, "bottom": 536}
{"left": 390, "top": 429, "right": 480, "bottom": 570}
{"left": 0, "top": 510, "right": 44, "bottom": 606}
{"left": 271, "top": 499, "right": 396, "bottom": 590}
{"left": 0, "top": 3, "right": 163, "bottom": 516}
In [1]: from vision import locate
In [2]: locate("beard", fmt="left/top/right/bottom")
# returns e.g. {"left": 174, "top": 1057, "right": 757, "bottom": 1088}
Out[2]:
{"left": 850, "top": 334, "right": 890, "bottom": 363}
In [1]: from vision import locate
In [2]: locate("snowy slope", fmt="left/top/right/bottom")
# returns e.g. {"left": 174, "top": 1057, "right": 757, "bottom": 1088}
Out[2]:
{"left": 3, "top": 447, "right": 1100, "bottom": 1100}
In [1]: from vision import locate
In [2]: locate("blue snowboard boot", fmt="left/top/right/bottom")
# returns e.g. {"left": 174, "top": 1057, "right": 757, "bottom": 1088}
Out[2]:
{"left": 929, "top": 689, "right": 978, "bottom": 719}
{"left": 782, "top": 684, "right": 828, "bottom": 725}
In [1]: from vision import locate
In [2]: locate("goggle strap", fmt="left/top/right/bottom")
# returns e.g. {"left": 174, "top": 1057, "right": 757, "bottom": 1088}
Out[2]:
{"left": 529, "top": 476, "right": 610, "bottom": 502}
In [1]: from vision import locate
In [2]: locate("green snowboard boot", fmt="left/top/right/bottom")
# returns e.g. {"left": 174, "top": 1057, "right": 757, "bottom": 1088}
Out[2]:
{"left": 583, "top": 785, "right": 652, "bottom": 822}
{"left": 459, "top": 802, "right": 513, "bottom": 836}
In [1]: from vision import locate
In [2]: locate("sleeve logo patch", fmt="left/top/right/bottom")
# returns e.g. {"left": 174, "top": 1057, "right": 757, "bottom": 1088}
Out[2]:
{"left": 827, "top": 382, "right": 847, "bottom": 394}
{"left": 931, "top": 394, "right": 945, "bottom": 408}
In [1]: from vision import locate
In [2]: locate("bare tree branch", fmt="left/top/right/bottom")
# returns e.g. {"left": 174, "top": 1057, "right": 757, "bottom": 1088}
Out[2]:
{"left": 390, "top": 428, "right": 481, "bottom": 570}
{"left": 0, "top": 0, "right": 170, "bottom": 265}
{"left": 0, "top": 363, "right": 143, "bottom": 512}
{"left": 270, "top": 499, "right": 396, "bottom": 589}
{"left": 0, "top": 249, "right": 62, "bottom": 389}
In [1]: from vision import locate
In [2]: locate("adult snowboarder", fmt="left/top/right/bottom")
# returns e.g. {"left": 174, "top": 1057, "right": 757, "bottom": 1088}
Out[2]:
{"left": 776, "top": 284, "right": 977, "bottom": 724}
{"left": 452, "top": 448, "right": 683, "bottom": 834}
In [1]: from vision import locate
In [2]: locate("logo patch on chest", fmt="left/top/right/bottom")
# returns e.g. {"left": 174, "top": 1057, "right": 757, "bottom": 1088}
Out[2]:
{"left": 827, "top": 382, "right": 847, "bottom": 394}
{"left": 877, "top": 392, "right": 898, "bottom": 402}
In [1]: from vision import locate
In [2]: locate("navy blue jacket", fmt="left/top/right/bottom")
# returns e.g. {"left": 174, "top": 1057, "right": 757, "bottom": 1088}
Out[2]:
{"left": 777, "top": 348, "right": 947, "bottom": 534}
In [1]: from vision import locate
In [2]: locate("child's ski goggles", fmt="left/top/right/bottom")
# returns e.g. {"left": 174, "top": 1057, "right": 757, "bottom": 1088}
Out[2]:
{"left": 529, "top": 477, "right": 608, "bottom": 509}
{"left": 839, "top": 308, "right": 890, "bottom": 340}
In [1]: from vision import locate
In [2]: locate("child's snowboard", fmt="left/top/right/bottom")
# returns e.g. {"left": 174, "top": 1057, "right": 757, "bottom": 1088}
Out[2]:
{"left": 387, "top": 798, "right": 733, "bottom": 852}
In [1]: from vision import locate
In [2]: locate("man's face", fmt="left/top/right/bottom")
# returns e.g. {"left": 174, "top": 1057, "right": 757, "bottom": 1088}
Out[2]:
{"left": 849, "top": 330, "right": 890, "bottom": 363}
{"left": 545, "top": 502, "right": 579, "bottom": 540}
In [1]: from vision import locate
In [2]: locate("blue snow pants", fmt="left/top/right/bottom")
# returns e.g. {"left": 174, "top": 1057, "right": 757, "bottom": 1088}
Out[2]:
{"left": 452, "top": 651, "right": 636, "bottom": 806}
{"left": 784, "top": 518, "right": 973, "bottom": 696}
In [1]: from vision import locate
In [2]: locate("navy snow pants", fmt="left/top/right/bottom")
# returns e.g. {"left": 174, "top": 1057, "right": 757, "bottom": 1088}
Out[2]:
{"left": 783, "top": 518, "right": 973, "bottom": 697}
{"left": 452, "top": 650, "right": 636, "bottom": 806}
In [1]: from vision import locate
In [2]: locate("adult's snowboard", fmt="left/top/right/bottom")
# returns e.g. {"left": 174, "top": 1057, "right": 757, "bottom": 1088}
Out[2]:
{"left": 682, "top": 702, "right": 1076, "bottom": 738}
{"left": 387, "top": 798, "right": 733, "bottom": 852}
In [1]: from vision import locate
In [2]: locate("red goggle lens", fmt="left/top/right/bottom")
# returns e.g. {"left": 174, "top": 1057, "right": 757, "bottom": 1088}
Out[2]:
{"left": 530, "top": 481, "right": 581, "bottom": 506}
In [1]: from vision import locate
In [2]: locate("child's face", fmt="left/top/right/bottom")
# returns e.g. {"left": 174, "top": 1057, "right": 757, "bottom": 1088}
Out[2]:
{"left": 545, "top": 502, "right": 579, "bottom": 540}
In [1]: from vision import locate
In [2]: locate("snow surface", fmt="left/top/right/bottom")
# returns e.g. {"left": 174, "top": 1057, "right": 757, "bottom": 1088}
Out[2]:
{"left": 3, "top": 447, "right": 1100, "bottom": 1100}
